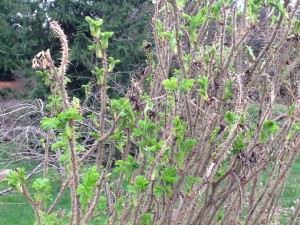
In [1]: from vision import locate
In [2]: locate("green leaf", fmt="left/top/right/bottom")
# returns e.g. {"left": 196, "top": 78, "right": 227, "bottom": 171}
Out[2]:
{"left": 32, "top": 178, "right": 52, "bottom": 203}
{"left": 287, "top": 123, "right": 300, "bottom": 140}
{"left": 295, "top": 20, "right": 300, "bottom": 33}
{"left": 57, "top": 108, "right": 82, "bottom": 125}
{"left": 176, "top": 138, "right": 197, "bottom": 166}
{"left": 144, "top": 100, "right": 154, "bottom": 118}
{"left": 246, "top": 45, "right": 256, "bottom": 61}
{"left": 180, "top": 79, "right": 195, "bottom": 93}
{"left": 174, "top": 116, "right": 187, "bottom": 140}
{"left": 182, "top": 7, "right": 207, "bottom": 43}
{"left": 198, "top": 76, "right": 209, "bottom": 100}
{"left": 64, "top": 77, "right": 71, "bottom": 84}
{"left": 260, "top": 120, "right": 280, "bottom": 143}
{"left": 40, "top": 117, "right": 61, "bottom": 130}
{"left": 72, "top": 97, "right": 80, "bottom": 109}
{"left": 39, "top": 211, "right": 62, "bottom": 225}
{"left": 95, "top": 215, "right": 109, "bottom": 225}
{"left": 76, "top": 166, "right": 100, "bottom": 208}
{"left": 176, "top": 0, "right": 186, "bottom": 9}
{"left": 65, "top": 108, "right": 82, "bottom": 120}
{"left": 4, "top": 168, "right": 26, "bottom": 190}
{"left": 217, "top": 210, "right": 224, "bottom": 222}
{"left": 211, "top": 1, "right": 223, "bottom": 21}
{"left": 184, "top": 176, "right": 201, "bottom": 196}
{"left": 162, "top": 77, "right": 178, "bottom": 92}
{"left": 288, "top": 103, "right": 296, "bottom": 117}
{"left": 111, "top": 98, "right": 135, "bottom": 127}
{"left": 135, "top": 175, "right": 149, "bottom": 192}
{"left": 210, "top": 126, "right": 221, "bottom": 143}
{"left": 92, "top": 67, "right": 106, "bottom": 85}
{"left": 115, "top": 196, "right": 126, "bottom": 218}
{"left": 178, "top": 138, "right": 197, "bottom": 152}
{"left": 223, "top": 80, "right": 234, "bottom": 101}
{"left": 269, "top": 0, "right": 287, "bottom": 18}
{"left": 175, "top": 150, "right": 185, "bottom": 167}
{"left": 141, "top": 213, "right": 154, "bottom": 225}
{"left": 85, "top": 16, "right": 93, "bottom": 23}
{"left": 161, "top": 166, "right": 178, "bottom": 183}
{"left": 240, "top": 112, "right": 246, "bottom": 126}
{"left": 36, "top": 70, "right": 51, "bottom": 85}
{"left": 232, "top": 133, "right": 246, "bottom": 154}
{"left": 108, "top": 57, "right": 121, "bottom": 72}
{"left": 115, "top": 155, "right": 139, "bottom": 180}
{"left": 89, "top": 44, "right": 102, "bottom": 58}
{"left": 154, "top": 185, "right": 165, "bottom": 198}
{"left": 115, "top": 160, "right": 125, "bottom": 166}
{"left": 46, "top": 95, "right": 62, "bottom": 110}
{"left": 51, "top": 140, "right": 67, "bottom": 151}
{"left": 215, "top": 167, "right": 226, "bottom": 180}
{"left": 101, "top": 31, "right": 114, "bottom": 49}
{"left": 85, "top": 16, "right": 103, "bottom": 38}
{"left": 169, "top": 32, "right": 177, "bottom": 53}
{"left": 64, "top": 123, "right": 72, "bottom": 138}
{"left": 164, "top": 184, "right": 173, "bottom": 198}
{"left": 224, "top": 111, "right": 239, "bottom": 125}
{"left": 98, "top": 196, "right": 108, "bottom": 212}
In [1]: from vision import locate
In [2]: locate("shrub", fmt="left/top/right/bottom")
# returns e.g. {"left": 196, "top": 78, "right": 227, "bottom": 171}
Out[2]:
{"left": 3, "top": 1, "right": 300, "bottom": 224}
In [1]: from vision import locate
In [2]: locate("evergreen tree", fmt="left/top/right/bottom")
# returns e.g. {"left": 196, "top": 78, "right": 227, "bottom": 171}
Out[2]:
{"left": 0, "top": 0, "right": 152, "bottom": 98}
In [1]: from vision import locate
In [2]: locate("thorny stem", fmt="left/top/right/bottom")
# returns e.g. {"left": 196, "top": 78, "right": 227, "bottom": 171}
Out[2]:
{"left": 21, "top": 184, "right": 42, "bottom": 225}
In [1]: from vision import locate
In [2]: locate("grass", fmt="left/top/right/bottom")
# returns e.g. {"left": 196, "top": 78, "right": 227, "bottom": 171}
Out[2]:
{"left": 248, "top": 103, "right": 288, "bottom": 125}
{"left": 279, "top": 156, "right": 300, "bottom": 224}
{"left": 247, "top": 103, "right": 300, "bottom": 223}
{"left": 0, "top": 144, "right": 71, "bottom": 225}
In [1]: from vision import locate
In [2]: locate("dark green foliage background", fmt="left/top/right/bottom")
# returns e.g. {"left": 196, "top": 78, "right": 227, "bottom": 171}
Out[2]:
{"left": 0, "top": 0, "right": 151, "bottom": 98}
